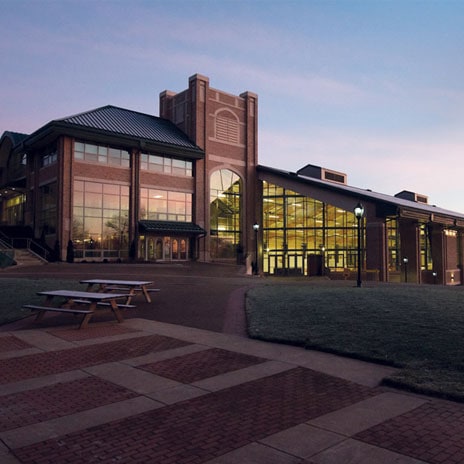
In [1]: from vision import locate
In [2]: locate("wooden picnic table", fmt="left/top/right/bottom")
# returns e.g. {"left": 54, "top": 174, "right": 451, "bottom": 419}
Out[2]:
{"left": 23, "top": 289, "right": 132, "bottom": 329}
{"left": 80, "top": 279, "right": 158, "bottom": 304}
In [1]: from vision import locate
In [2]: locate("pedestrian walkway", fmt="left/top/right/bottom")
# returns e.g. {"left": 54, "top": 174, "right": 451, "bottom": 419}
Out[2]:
{"left": 2, "top": 318, "right": 464, "bottom": 463}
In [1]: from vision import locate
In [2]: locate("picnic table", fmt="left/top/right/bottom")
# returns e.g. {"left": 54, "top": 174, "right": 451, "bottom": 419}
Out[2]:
{"left": 23, "top": 289, "right": 132, "bottom": 329}
{"left": 80, "top": 279, "right": 159, "bottom": 304}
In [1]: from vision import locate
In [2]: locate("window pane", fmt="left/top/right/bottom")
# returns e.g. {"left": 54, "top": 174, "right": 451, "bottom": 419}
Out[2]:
{"left": 85, "top": 144, "right": 98, "bottom": 154}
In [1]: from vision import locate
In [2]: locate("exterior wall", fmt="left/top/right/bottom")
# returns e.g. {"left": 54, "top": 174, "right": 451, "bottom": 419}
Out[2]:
{"left": 160, "top": 74, "right": 258, "bottom": 263}
{"left": 365, "top": 221, "right": 387, "bottom": 282}
{"left": 444, "top": 230, "right": 460, "bottom": 285}
{"left": 399, "top": 219, "right": 420, "bottom": 284}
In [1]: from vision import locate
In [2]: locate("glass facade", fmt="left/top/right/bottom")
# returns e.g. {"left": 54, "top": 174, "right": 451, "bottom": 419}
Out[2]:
{"left": 262, "top": 181, "right": 362, "bottom": 276}
{"left": 387, "top": 217, "right": 400, "bottom": 272}
{"left": 39, "top": 182, "right": 57, "bottom": 234}
{"left": 140, "top": 153, "right": 192, "bottom": 176}
{"left": 210, "top": 169, "right": 242, "bottom": 260}
{"left": 74, "top": 141, "right": 130, "bottom": 167}
{"left": 420, "top": 224, "right": 433, "bottom": 270}
{"left": 3, "top": 193, "right": 26, "bottom": 225}
{"left": 139, "top": 236, "right": 188, "bottom": 261}
{"left": 139, "top": 188, "right": 192, "bottom": 222}
{"left": 73, "top": 180, "right": 129, "bottom": 259}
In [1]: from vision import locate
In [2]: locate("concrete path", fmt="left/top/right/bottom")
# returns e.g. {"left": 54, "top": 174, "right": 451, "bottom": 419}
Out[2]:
{"left": 1, "top": 262, "right": 464, "bottom": 463}
{"left": 1, "top": 318, "right": 464, "bottom": 464}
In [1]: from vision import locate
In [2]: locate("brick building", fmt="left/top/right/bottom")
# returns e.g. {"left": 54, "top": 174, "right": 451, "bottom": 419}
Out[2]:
{"left": 0, "top": 73, "right": 463, "bottom": 284}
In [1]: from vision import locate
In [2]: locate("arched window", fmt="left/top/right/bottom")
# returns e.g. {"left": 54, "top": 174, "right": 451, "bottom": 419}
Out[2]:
{"left": 210, "top": 169, "right": 242, "bottom": 260}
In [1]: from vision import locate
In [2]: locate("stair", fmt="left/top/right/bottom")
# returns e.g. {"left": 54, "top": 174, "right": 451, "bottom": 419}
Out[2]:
{"left": 13, "top": 249, "right": 47, "bottom": 267}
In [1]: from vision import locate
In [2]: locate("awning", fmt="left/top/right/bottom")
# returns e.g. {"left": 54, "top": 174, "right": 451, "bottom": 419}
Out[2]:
{"left": 138, "top": 220, "right": 206, "bottom": 235}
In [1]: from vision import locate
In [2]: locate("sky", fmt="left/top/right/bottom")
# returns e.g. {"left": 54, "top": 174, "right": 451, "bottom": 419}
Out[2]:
{"left": 1, "top": 0, "right": 464, "bottom": 213}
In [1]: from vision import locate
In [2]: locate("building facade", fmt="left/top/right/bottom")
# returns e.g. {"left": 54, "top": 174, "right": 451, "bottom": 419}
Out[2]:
{"left": 0, "top": 74, "right": 259, "bottom": 266}
{"left": 0, "top": 73, "right": 463, "bottom": 284}
{"left": 257, "top": 164, "right": 464, "bottom": 285}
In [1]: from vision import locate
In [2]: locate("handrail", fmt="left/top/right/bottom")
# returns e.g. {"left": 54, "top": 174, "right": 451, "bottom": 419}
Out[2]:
{"left": 26, "top": 239, "right": 50, "bottom": 262}
{"left": 0, "top": 237, "right": 13, "bottom": 250}
{"left": 0, "top": 230, "right": 12, "bottom": 245}
{"left": 5, "top": 237, "right": 50, "bottom": 262}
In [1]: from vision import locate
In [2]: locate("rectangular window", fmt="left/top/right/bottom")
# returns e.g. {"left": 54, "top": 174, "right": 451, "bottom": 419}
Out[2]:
{"left": 72, "top": 180, "right": 129, "bottom": 259}
{"left": 140, "top": 153, "right": 192, "bottom": 177}
{"left": 41, "top": 145, "right": 58, "bottom": 167}
{"left": 39, "top": 182, "right": 57, "bottom": 233}
{"left": 74, "top": 141, "right": 130, "bottom": 167}
{"left": 139, "top": 188, "right": 192, "bottom": 222}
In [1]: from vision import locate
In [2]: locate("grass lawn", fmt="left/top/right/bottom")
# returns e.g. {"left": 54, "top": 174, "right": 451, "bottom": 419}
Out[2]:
{"left": 0, "top": 278, "right": 82, "bottom": 325}
{"left": 246, "top": 283, "right": 464, "bottom": 402}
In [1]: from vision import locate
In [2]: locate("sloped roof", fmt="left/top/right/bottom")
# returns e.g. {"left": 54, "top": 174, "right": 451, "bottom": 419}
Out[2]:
{"left": 0, "top": 131, "right": 29, "bottom": 147}
{"left": 258, "top": 164, "right": 464, "bottom": 223}
{"left": 139, "top": 220, "right": 206, "bottom": 235}
{"left": 19, "top": 105, "right": 204, "bottom": 158}
{"left": 56, "top": 106, "right": 198, "bottom": 150}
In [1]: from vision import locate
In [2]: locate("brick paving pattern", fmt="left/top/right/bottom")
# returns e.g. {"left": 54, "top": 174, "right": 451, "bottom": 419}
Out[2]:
{"left": 47, "top": 323, "right": 141, "bottom": 341}
{"left": 0, "top": 334, "right": 190, "bottom": 385}
{"left": 0, "top": 376, "right": 138, "bottom": 432}
{"left": 12, "top": 367, "right": 377, "bottom": 464}
{"left": 355, "top": 401, "right": 464, "bottom": 464}
{"left": 0, "top": 335, "right": 33, "bottom": 353}
{"left": 139, "top": 347, "right": 268, "bottom": 383}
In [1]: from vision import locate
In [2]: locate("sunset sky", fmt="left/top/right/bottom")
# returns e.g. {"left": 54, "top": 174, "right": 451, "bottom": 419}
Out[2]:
{"left": 1, "top": 0, "right": 463, "bottom": 212}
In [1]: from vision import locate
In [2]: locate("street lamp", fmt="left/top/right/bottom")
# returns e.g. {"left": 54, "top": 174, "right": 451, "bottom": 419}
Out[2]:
{"left": 253, "top": 223, "right": 260, "bottom": 275}
{"left": 354, "top": 202, "right": 365, "bottom": 287}
{"left": 403, "top": 257, "right": 408, "bottom": 283}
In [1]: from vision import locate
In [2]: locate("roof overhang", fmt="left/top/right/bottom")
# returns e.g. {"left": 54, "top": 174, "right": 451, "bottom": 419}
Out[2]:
{"left": 138, "top": 220, "right": 206, "bottom": 235}
{"left": 16, "top": 122, "right": 205, "bottom": 160}
{"left": 257, "top": 164, "right": 464, "bottom": 227}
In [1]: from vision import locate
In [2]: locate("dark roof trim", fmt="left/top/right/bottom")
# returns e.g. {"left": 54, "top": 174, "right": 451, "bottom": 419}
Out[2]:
{"left": 258, "top": 164, "right": 464, "bottom": 222}
{"left": 139, "top": 220, "right": 206, "bottom": 235}
{"left": 16, "top": 105, "right": 204, "bottom": 159}
{"left": 0, "top": 131, "right": 29, "bottom": 148}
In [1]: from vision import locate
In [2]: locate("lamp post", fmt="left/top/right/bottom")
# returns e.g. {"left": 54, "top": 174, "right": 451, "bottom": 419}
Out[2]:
{"left": 253, "top": 223, "right": 260, "bottom": 275}
{"left": 403, "top": 257, "right": 408, "bottom": 283}
{"left": 354, "top": 202, "right": 365, "bottom": 287}
{"left": 320, "top": 245, "right": 326, "bottom": 276}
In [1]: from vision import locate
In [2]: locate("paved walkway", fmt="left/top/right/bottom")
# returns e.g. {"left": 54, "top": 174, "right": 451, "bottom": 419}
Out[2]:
{"left": 1, "top": 318, "right": 464, "bottom": 464}
{"left": 1, "top": 263, "right": 464, "bottom": 463}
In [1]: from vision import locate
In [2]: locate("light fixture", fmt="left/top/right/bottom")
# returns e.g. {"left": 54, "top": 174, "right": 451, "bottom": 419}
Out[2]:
{"left": 253, "top": 223, "right": 259, "bottom": 275}
{"left": 403, "top": 257, "right": 408, "bottom": 283}
{"left": 353, "top": 202, "right": 365, "bottom": 287}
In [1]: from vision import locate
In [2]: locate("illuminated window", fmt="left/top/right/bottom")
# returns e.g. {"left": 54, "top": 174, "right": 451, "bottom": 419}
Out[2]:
{"left": 73, "top": 180, "right": 129, "bottom": 259}
{"left": 262, "top": 181, "right": 361, "bottom": 275}
{"left": 210, "top": 169, "right": 242, "bottom": 259}
{"left": 139, "top": 188, "right": 192, "bottom": 222}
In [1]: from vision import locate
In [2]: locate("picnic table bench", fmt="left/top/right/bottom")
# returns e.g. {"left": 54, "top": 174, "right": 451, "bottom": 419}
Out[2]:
{"left": 80, "top": 279, "right": 159, "bottom": 304}
{"left": 23, "top": 289, "right": 132, "bottom": 329}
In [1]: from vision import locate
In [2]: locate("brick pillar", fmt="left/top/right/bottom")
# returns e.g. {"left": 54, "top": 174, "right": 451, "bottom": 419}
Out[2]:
{"left": 399, "top": 219, "right": 420, "bottom": 283}
{"left": 366, "top": 221, "right": 387, "bottom": 282}
{"left": 129, "top": 148, "right": 140, "bottom": 258}
{"left": 59, "top": 136, "right": 74, "bottom": 260}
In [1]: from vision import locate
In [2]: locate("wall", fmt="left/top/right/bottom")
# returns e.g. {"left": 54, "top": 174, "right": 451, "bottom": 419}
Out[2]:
{"left": 160, "top": 74, "right": 258, "bottom": 263}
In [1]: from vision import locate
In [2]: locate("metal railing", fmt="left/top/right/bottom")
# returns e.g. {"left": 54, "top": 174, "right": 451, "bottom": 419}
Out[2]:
{"left": 0, "top": 231, "right": 50, "bottom": 263}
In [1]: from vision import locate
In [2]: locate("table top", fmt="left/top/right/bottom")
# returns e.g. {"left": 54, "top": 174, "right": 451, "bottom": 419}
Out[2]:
{"left": 37, "top": 290, "right": 129, "bottom": 300}
{"left": 80, "top": 279, "right": 153, "bottom": 286}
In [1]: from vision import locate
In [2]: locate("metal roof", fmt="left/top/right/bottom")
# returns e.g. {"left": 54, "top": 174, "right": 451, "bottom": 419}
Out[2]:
{"left": 139, "top": 220, "right": 206, "bottom": 235}
{"left": 55, "top": 105, "right": 199, "bottom": 150}
{"left": 0, "top": 131, "right": 29, "bottom": 147}
{"left": 258, "top": 164, "right": 464, "bottom": 222}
